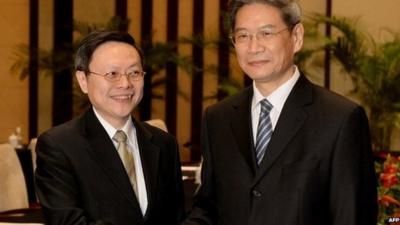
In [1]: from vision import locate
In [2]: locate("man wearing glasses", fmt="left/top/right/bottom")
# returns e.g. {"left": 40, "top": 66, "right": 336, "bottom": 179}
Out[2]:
{"left": 35, "top": 31, "right": 184, "bottom": 225}
{"left": 183, "top": 0, "right": 377, "bottom": 225}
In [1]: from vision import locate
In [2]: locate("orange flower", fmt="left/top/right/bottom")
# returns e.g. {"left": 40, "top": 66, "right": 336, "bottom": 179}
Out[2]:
{"left": 384, "top": 163, "right": 399, "bottom": 174}
{"left": 379, "top": 195, "right": 400, "bottom": 207}
{"left": 380, "top": 172, "right": 399, "bottom": 188}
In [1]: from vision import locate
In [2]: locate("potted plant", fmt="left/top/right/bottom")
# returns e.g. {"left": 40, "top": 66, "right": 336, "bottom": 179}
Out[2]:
{"left": 305, "top": 14, "right": 400, "bottom": 151}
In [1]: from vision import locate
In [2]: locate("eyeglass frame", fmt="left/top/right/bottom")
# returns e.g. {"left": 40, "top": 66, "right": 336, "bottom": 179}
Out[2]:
{"left": 86, "top": 70, "right": 146, "bottom": 82}
{"left": 230, "top": 25, "right": 295, "bottom": 45}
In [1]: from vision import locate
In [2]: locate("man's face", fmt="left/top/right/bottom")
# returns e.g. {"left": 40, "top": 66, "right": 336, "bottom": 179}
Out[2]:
{"left": 76, "top": 41, "right": 144, "bottom": 128}
{"left": 233, "top": 3, "right": 303, "bottom": 86}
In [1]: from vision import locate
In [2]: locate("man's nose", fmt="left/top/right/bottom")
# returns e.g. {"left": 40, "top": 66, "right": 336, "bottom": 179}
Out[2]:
{"left": 247, "top": 34, "right": 264, "bottom": 53}
{"left": 117, "top": 74, "right": 132, "bottom": 88}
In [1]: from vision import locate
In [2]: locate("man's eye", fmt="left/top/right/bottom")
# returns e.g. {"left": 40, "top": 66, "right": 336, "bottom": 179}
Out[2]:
{"left": 236, "top": 33, "right": 249, "bottom": 41}
{"left": 105, "top": 72, "right": 119, "bottom": 78}
{"left": 125, "top": 71, "right": 139, "bottom": 77}
{"left": 259, "top": 31, "right": 273, "bottom": 38}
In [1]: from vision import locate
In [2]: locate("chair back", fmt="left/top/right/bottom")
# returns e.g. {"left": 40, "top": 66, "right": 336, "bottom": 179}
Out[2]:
{"left": 28, "top": 138, "right": 38, "bottom": 172}
{"left": 145, "top": 119, "right": 168, "bottom": 132}
{"left": 0, "top": 143, "right": 29, "bottom": 212}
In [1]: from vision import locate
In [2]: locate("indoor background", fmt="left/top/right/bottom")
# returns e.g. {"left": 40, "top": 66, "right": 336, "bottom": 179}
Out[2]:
{"left": 0, "top": 0, "right": 399, "bottom": 162}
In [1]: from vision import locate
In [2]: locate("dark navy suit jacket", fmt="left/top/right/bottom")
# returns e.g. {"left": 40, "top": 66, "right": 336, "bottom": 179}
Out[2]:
{"left": 184, "top": 75, "right": 377, "bottom": 225}
{"left": 35, "top": 108, "right": 184, "bottom": 225}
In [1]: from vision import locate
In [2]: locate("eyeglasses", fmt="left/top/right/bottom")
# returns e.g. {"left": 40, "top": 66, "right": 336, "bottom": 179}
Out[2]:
{"left": 88, "top": 70, "right": 146, "bottom": 82}
{"left": 230, "top": 27, "right": 291, "bottom": 45}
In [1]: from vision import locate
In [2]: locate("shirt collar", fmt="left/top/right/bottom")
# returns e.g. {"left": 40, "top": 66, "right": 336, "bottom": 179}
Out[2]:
{"left": 252, "top": 65, "right": 300, "bottom": 112}
{"left": 92, "top": 107, "right": 134, "bottom": 142}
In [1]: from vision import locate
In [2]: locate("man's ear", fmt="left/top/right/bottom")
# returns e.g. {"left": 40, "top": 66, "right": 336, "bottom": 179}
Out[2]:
{"left": 292, "top": 23, "right": 304, "bottom": 53}
{"left": 75, "top": 71, "right": 88, "bottom": 94}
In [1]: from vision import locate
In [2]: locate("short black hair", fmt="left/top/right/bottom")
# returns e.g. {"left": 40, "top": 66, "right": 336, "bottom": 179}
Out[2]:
{"left": 75, "top": 30, "right": 144, "bottom": 73}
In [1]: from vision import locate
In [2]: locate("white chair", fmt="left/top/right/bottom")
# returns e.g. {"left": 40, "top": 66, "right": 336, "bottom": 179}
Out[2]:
{"left": 0, "top": 143, "right": 29, "bottom": 212}
{"left": 145, "top": 119, "right": 168, "bottom": 132}
{"left": 0, "top": 144, "right": 43, "bottom": 224}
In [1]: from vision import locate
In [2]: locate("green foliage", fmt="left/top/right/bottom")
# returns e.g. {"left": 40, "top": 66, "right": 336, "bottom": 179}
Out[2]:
{"left": 9, "top": 14, "right": 400, "bottom": 143}
{"left": 9, "top": 16, "right": 197, "bottom": 113}
{"left": 10, "top": 16, "right": 127, "bottom": 81}
{"left": 144, "top": 42, "right": 196, "bottom": 75}
{"left": 306, "top": 14, "right": 400, "bottom": 150}
{"left": 10, "top": 44, "right": 65, "bottom": 80}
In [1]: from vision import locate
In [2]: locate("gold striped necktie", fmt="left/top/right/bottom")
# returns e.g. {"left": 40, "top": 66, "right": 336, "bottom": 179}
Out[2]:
{"left": 113, "top": 130, "right": 138, "bottom": 197}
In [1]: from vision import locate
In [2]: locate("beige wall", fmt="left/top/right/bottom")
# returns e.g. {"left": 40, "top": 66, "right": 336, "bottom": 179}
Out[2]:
{"left": 202, "top": 0, "right": 219, "bottom": 111}
{"left": 151, "top": 0, "right": 167, "bottom": 121}
{"left": 37, "top": 0, "right": 53, "bottom": 136}
{"left": 333, "top": 0, "right": 400, "bottom": 41}
{"left": 177, "top": 0, "right": 193, "bottom": 161}
{"left": 127, "top": 0, "right": 142, "bottom": 42}
{"left": 74, "top": 0, "right": 114, "bottom": 24}
{"left": 0, "top": 0, "right": 29, "bottom": 143}
{"left": 300, "top": 0, "right": 325, "bottom": 13}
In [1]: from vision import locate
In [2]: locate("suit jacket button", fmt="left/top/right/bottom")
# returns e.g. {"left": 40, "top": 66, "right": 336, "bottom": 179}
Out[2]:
{"left": 252, "top": 190, "right": 262, "bottom": 197}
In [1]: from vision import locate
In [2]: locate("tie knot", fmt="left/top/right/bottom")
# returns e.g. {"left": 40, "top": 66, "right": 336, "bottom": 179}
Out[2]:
{"left": 260, "top": 99, "right": 273, "bottom": 113}
{"left": 113, "top": 130, "right": 127, "bottom": 143}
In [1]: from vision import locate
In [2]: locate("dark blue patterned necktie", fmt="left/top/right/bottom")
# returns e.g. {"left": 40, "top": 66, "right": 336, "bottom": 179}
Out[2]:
{"left": 255, "top": 99, "right": 273, "bottom": 166}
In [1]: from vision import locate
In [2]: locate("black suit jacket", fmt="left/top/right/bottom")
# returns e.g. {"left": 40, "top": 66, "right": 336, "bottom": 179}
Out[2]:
{"left": 184, "top": 75, "right": 377, "bottom": 225}
{"left": 35, "top": 108, "right": 184, "bottom": 225}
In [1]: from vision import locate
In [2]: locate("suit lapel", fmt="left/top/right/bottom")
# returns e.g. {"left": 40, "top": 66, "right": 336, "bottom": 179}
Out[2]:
{"left": 82, "top": 108, "right": 141, "bottom": 212}
{"left": 253, "top": 75, "right": 313, "bottom": 183}
{"left": 133, "top": 120, "right": 160, "bottom": 219}
{"left": 230, "top": 87, "right": 258, "bottom": 173}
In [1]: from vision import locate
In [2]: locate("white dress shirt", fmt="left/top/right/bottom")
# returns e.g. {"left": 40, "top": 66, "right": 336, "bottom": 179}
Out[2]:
{"left": 251, "top": 66, "right": 301, "bottom": 145}
{"left": 93, "top": 107, "right": 148, "bottom": 215}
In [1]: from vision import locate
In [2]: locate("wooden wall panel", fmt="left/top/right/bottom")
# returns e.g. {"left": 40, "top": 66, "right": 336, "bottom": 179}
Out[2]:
{"left": 74, "top": 0, "right": 114, "bottom": 24}
{"left": 37, "top": 0, "right": 53, "bottom": 136}
{"left": 151, "top": 0, "right": 167, "bottom": 121}
{"left": 0, "top": 0, "right": 29, "bottom": 143}
{"left": 202, "top": 0, "right": 219, "bottom": 110}
{"left": 177, "top": 0, "right": 194, "bottom": 161}
{"left": 127, "top": 0, "right": 142, "bottom": 42}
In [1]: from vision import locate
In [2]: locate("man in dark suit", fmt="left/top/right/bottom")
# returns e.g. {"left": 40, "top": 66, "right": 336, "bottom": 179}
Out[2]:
{"left": 183, "top": 0, "right": 377, "bottom": 225}
{"left": 35, "top": 31, "right": 184, "bottom": 225}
